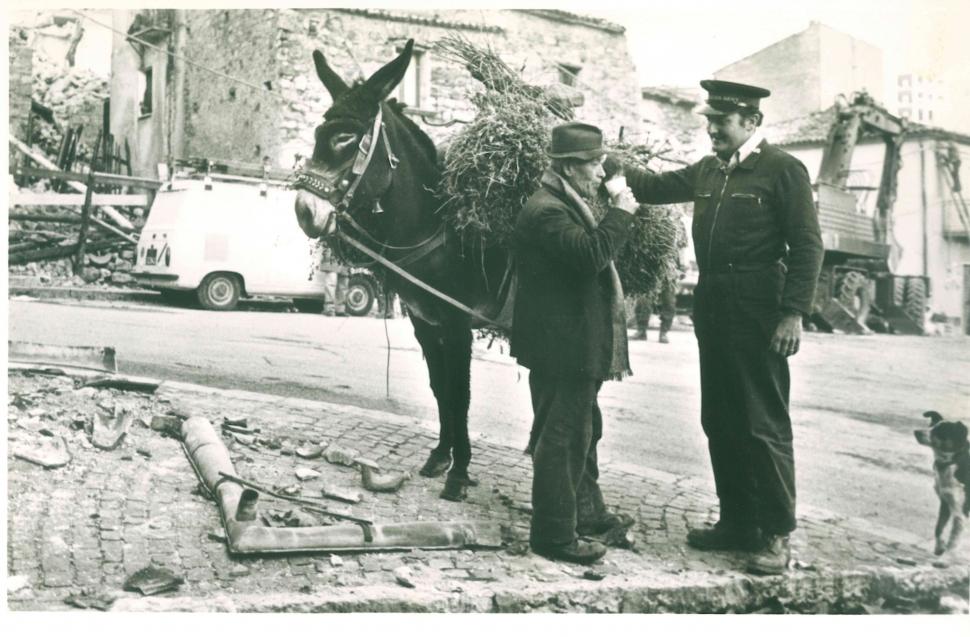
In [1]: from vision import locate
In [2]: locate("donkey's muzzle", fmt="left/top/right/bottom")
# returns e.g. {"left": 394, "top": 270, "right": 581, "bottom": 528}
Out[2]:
{"left": 294, "top": 191, "right": 336, "bottom": 239}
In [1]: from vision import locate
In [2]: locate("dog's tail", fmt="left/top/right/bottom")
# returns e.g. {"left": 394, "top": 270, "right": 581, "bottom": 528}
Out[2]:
{"left": 923, "top": 410, "right": 945, "bottom": 425}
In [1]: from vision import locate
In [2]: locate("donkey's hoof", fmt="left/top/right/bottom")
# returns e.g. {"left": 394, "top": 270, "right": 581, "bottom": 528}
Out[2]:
{"left": 439, "top": 476, "right": 469, "bottom": 502}
{"left": 418, "top": 451, "right": 452, "bottom": 478}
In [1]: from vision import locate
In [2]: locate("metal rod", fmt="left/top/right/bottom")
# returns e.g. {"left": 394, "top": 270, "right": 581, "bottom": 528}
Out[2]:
{"left": 216, "top": 471, "right": 374, "bottom": 527}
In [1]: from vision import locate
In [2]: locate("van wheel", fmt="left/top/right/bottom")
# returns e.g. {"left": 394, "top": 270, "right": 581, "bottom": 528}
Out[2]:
{"left": 345, "top": 275, "right": 376, "bottom": 316}
{"left": 198, "top": 273, "right": 241, "bottom": 311}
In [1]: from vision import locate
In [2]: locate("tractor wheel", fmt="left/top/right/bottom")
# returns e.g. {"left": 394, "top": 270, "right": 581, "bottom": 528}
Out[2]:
{"left": 344, "top": 274, "right": 376, "bottom": 317}
{"left": 903, "top": 278, "right": 927, "bottom": 327}
{"left": 197, "top": 272, "right": 241, "bottom": 311}
{"left": 838, "top": 270, "right": 872, "bottom": 324}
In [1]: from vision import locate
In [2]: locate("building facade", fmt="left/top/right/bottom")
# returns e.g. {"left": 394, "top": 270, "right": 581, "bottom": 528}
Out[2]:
{"left": 896, "top": 73, "right": 949, "bottom": 127}
{"left": 713, "top": 21, "right": 884, "bottom": 126}
{"left": 109, "top": 8, "right": 642, "bottom": 178}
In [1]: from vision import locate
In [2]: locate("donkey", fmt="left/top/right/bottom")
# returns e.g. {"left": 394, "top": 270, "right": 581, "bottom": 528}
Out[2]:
{"left": 294, "top": 41, "right": 512, "bottom": 501}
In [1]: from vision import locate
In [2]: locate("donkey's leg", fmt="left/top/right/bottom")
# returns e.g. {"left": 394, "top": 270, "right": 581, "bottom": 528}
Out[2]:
{"left": 440, "top": 326, "right": 475, "bottom": 502}
{"left": 411, "top": 317, "right": 454, "bottom": 478}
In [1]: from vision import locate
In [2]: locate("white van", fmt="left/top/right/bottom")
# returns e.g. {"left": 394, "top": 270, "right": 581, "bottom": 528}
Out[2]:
{"left": 131, "top": 174, "right": 377, "bottom": 314}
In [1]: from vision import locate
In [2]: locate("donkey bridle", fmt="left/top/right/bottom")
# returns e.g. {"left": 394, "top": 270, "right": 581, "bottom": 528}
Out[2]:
{"left": 293, "top": 105, "right": 398, "bottom": 214}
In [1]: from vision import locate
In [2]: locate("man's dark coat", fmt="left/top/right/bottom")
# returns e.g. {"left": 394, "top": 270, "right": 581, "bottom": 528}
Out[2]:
{"left": 510, "top": 178, "right": 633, "bottom": 379}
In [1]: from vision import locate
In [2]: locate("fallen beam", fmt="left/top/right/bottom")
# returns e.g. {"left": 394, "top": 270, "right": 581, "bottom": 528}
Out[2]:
{"left": 180, "top": 416, "right": 503, "bottom": 554}
{"left": 7, "top": 238, "right": 127, "bottom": 265}
{"left": 8, "top": 341, "right": 118, "bottom": 373}
{"left": 9, "top": 136, "right": 135, "bottom": 230}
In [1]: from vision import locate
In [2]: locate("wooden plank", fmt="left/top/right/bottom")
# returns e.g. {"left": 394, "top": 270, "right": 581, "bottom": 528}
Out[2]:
{"left": 74, "top": 172, "right": 96, "bottom": 274}
{"left": 8, "top": 214, "right": 82, "bottom": 223}
{"left": 8, "top": 238, "right": 125, "bottom": 265}
{"left": 9, "top": 136, "right": 135, "bottom": 229}
{"left": 14, "top": 166, "right": 163, "bottom": 190}
{"left": 10, "top": 193, "right": 150, "bottom": 206}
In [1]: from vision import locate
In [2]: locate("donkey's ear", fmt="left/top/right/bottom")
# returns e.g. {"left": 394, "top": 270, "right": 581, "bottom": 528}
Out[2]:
{"left": 924, "top": 410, "right": 945, "bottom": 425}
{"left": 362, "top": 40, "right": 414, "bottom": 102}
{"left": 313, "top": 49, "right": 349, "bottom": 99}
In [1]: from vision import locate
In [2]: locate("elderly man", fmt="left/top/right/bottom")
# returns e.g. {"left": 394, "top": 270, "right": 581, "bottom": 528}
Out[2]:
{"left": 511, "top": 122, "right": 639, "bottom": 565}
{"left": 617, "top": 81, "right": 823, "bottom": 574}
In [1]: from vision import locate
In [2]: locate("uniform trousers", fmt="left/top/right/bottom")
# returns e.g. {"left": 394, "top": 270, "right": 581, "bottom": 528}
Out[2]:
{"left": 528, "top": 371, "right": 608, "bottom": 546}
{"left": 694, "top": 270, "right": 797, "bottom": 535}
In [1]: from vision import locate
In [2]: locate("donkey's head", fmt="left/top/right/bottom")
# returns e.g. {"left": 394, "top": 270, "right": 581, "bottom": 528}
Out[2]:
{"left": 294, "top": 40, "right": 421, "bottom": 239}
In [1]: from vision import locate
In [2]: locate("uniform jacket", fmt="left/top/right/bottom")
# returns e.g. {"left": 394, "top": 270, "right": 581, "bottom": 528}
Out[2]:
{"left": 510, "top": 177, "right": 633, "bottom": 379}
{"left": 625, "top": 140, "right": 823, "bottom": 316}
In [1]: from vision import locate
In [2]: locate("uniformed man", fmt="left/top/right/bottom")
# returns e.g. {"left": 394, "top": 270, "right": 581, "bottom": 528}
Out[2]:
{"left": 616, "top": 80, "right": 823, "bottom": 574}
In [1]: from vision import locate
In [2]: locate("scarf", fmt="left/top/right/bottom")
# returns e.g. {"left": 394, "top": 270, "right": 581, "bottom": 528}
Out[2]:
{"left": 541, "top": 168, "right": 631, "bottom": 381}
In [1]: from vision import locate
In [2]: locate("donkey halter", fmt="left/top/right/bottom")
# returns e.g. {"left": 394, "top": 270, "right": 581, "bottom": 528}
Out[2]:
{"left": 293, "top": 105, "right": 399, "bottom": 214}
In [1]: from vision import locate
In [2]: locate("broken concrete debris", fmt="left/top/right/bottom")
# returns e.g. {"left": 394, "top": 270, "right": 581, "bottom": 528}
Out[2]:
{"left": 122, "top": 565, "right": 184, "bottom": 596}
{"left": 320, "top": 484, "right": 363, "bottom": 504}
{"left": 323, "top": 445, "right": 358, "bottom": 467}
{"left": 393, "top": 566, "right": 416, "bottom": 588}
{"left": 13, "top": 434, "right": 71, "bottom": 468}
{"left": 360, "top": 465, "right": 410, "bottom": 493}
{"left": 63, "top": 590, "right": 115, "bottom": 610}
{"left": 90, "top": 408, "right": 131, "bottom": 450}
{"left": 296, "top": 444, "right": 324, "bottom": 459}
{"left": 294, "top": 467, "right": 321, "bottom": 481}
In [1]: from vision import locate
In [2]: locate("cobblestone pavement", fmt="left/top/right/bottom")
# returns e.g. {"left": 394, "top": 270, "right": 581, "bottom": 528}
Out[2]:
{"left": 6, "top": 370, "right": 969, "bottom": 613}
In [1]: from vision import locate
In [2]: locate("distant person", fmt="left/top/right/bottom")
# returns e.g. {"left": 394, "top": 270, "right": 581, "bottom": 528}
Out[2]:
{"left": 612, "top": 80, "right": 823, "bottom": 575}
{"left": 633, "top": 209, "right": 688, "bottom": 343}
{"left": 511, "top": 122, "right": 639, "bottom": 565}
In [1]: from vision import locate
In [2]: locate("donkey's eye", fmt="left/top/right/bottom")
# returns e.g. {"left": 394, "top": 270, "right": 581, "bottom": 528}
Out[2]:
{"left": 330, "top": 133, "right": 358, "bottom": 155}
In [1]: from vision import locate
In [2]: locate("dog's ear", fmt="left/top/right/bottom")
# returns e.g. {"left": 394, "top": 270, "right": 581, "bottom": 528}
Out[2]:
{"left": 923, "top": 410, "right": 945, "bottom": 425}
{"left": 915, "top": 430, "right": 932, "bottom": 446}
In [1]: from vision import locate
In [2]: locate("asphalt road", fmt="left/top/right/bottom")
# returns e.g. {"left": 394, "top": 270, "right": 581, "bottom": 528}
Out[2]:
{"left": 7, "top": 297, "right": 970, "bottom": 542}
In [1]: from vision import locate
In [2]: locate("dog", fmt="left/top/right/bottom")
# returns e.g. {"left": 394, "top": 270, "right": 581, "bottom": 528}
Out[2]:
{"left": 914, "top": 410, "right": 970, "bottom": 555}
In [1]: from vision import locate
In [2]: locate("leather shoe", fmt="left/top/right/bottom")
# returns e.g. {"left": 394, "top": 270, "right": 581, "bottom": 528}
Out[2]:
{"left": 687, "top": 522, "right": 763, "bottom": 552}
{"left": 746, "top": 534, "right": 791, "bottom": 575}
{"left": 531, "top": 538, "right": 607, "bottom": 565}
{"left": 577, "top": 512, "right": 635, "bottom": 537}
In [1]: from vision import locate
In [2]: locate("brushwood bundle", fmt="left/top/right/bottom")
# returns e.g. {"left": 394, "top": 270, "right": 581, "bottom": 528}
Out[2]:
{"left": 609, "top": 143, "right": 686, "bottom": 300}
{"left": 434, "top": 35, "right": 572, "bottom": 244}
{"left": 434, "top": 35, "right": 684, "bottom": 300}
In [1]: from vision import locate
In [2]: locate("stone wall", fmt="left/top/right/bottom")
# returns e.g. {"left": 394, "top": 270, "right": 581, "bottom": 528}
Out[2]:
{"left": 9, "top": 30, "right": 33, "bottom": 144}
{"left": 179, "top": 8, "right": 641, "bottom": 170}
{"left": 182, "top": 9, "right": 287, "bottom": 166}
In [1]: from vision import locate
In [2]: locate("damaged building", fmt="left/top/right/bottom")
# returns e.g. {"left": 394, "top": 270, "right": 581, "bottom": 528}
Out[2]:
{"left": 108, "top": 8, "right": 643, "bottom": 178}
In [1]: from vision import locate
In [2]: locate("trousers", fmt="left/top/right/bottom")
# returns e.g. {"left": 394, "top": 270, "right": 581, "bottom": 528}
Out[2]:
{"left": 694, "top": 271, "right": 797, "bottom": 535}
{"left": 527, "top": 371, "right": 607, "bottom": 546}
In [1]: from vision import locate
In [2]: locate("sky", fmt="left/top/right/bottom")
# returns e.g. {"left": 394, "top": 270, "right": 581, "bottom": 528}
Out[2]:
{"left": 584, "top": 0, "right": 969, "bottom": 88}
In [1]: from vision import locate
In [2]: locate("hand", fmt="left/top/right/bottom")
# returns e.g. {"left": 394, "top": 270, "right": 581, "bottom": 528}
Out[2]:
{"left": 770, "top": 313, "right": 802, "bottom": 357}
{"left": 611, "top": 187, "right": 638, "bottom": 215}
{"left": 603, "top": 154, "right": 624, "bottom": 180}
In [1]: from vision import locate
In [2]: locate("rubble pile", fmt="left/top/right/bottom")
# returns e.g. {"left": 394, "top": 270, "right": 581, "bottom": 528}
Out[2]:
{"left": 10, "top": 248, "right": 138, "bottom": 288}
{"left": 30, "top": 51, "right": 109, "bottom": 159}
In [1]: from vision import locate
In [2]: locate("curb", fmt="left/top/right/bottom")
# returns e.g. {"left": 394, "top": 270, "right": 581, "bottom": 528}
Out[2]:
{"left": 9, "top": 285, "right": 161, "bottom": 303}
{"left": 108, "top": 565, "right": 968, "bottom": 613}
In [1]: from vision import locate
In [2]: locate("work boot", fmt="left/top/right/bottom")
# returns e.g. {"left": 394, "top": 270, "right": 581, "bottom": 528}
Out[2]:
{"left": 530, "top": 538, "right": 607, "bottom": 565}
{"left": 334, "top": 304, "right": 347, "bottom": 317}
{"left": 577, "top": 512, "right": 635, "bottom": 537}
{"left": 633, "top": 329, "right": 647, "bottom": 340}
{"left": 659, "top": 330, "right": 670, "bottom": 344}
{"left": 687, "top": 522, "right": 763, "bottom": 552}
{"left": 746, "top": 534, "right": 792, "bottom": 575}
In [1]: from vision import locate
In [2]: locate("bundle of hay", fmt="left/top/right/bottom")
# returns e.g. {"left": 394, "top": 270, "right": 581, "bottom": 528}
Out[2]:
{"left": 434, "top": 35, "right": 571, "bottom": 244}
{"left": 435, "top": 35, "right": 684, "bottom": 301}
{"left": 608, "top": 143, "right": 687, "bottom": 300}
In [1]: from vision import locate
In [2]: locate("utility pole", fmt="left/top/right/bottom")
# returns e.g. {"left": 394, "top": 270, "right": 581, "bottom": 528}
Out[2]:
{"left": 169, "top": 10, "right": 188, "bottom": 170}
